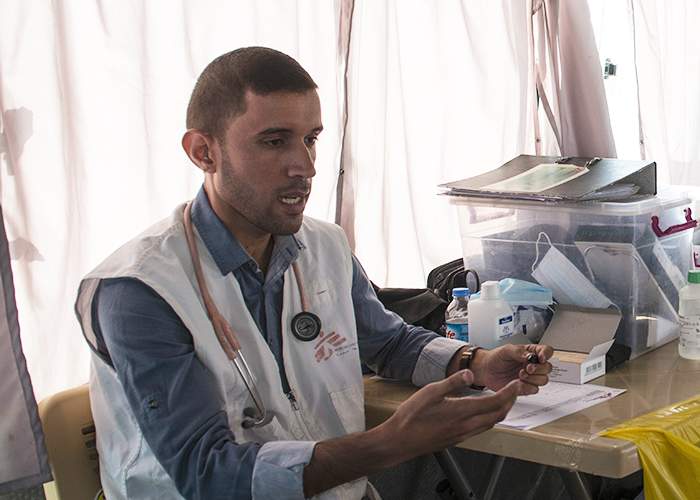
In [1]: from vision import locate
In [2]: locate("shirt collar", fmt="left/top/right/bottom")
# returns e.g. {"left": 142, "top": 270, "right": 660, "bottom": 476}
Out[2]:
{"left": 190, "top": 186, "right": 305, "bottom": 276}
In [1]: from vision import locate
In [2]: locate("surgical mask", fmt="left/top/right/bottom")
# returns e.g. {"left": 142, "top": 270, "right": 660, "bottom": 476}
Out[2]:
{"left": 500, "top": 278, "right": 553, "bottom": 308}
{"left": 514, "top": 306, "right": 552, "bottom": 343}
{"left": 471, "top": 278, "right": 553, "bottom": 308}
{"left": 531, "top": 232, "right": 614, "bottom": 309}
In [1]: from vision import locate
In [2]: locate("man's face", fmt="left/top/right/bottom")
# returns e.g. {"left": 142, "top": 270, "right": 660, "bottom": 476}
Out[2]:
{"left": 213, "top": 89, "right": 322, "bottom": 236}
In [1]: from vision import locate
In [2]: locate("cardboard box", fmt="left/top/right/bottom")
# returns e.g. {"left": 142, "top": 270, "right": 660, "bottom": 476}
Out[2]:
{"left": 540, "top": 305, "right": 621, "bottom": 384}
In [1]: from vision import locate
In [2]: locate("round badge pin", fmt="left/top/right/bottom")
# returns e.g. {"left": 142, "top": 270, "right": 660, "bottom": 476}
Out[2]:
{"left": 291, "top": 311, "right": 322, "bottom": 341}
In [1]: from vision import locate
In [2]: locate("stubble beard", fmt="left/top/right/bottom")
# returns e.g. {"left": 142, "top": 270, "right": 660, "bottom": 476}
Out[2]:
{"left": 219, "top": 157, "right": 306, "bottom": 236}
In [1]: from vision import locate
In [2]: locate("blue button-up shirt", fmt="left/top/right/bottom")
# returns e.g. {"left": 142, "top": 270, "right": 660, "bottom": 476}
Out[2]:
{"left": 92, "top": 187, "right": 465, "bottom": 499}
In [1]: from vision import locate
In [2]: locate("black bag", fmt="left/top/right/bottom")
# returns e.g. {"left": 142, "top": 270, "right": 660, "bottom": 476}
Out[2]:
{"left": 426, "top": 258, "right": 481, "bottom": 302}
{"left": 367, "top": 284, "right": 448, "bottom": 375}
{"left": 371, "top": 283, "right": 447, "bottom": 333}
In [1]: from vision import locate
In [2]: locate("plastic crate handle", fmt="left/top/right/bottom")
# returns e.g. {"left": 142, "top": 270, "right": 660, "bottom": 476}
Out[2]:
{"left": 651, "top": 207, "right": 698, "bottom": 237}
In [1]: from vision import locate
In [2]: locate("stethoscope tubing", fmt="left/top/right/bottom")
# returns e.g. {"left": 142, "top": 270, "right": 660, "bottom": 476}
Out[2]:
{"left": 183, "top": 202, "right": 269, "bottom": 427}
{"left": 181, "top": 201, "right": 318, "bottom": 428}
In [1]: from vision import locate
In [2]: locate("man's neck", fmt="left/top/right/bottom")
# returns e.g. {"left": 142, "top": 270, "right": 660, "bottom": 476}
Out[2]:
{"left": 243, "top": 235, "right": 274, "bottom": 275}
{"left": 204, "top": 184, "right": 275, "bottom": 275}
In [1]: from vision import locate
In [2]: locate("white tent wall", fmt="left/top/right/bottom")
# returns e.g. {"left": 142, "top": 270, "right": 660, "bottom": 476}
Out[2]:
{"left": 589, "top": 0, "right": 700, "bottom": 187}
{"left": 344, "top": 0, "right": 537, "bottom": 287}
{"left": 0, "top": 0, "right": 693, "bottom": 406}
{"left": 0, "top": 0, "right": 346, "bottom": 402}
{"left": 340, "top": 0, "right": 616, "bottom": 288}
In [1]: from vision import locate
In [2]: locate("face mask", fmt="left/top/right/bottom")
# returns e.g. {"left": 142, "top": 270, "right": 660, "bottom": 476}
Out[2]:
{"left": 531, "top": 232, "right": 614, "bottom": 309}
{"left": 499, "top": 278, "right": 553, "bottom": 308}
{"left": 514, "top": 306, "right": 552, "bottom": 343}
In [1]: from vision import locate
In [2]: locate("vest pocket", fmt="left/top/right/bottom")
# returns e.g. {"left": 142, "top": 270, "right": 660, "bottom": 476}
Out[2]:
{"left": 329, "top": 385, "right": 365, "bottom": 435}
{"left": 309, "top": 278, "right": 334, "bottom": 307}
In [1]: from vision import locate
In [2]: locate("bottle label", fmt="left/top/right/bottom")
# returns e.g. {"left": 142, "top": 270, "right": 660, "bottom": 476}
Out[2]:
{"left": 496, "top": 315, "right": 514, "bottom": 341}
{"left": 446, "top": 322, "right": 469, "bottom": 342}
{"left": 680, "top": 314, "right": 700, "bottom": 349}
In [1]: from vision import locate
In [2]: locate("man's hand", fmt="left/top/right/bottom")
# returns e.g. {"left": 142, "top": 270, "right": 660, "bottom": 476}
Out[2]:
{"left": 304, "top": 346, "right": 552, "bottom": 497}
{"left": 303, "top": 370, "right": 519, "bottom": 497}
{"left": 381, "top": 370, "right": 520, "bottom": 459}
{"left": 469, "top": 344, "right": 554, "bottom": 395}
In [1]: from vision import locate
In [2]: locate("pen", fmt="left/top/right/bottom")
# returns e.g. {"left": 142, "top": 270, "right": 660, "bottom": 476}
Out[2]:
{"left": 527, "top": 353, "right": 540, "bottom": 364}
{"left": 584, "top": 157, "right": 602, "bottom": 167}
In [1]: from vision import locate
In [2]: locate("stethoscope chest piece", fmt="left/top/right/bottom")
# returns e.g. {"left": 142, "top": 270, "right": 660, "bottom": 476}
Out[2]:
{"left": 291, "top": 311, "right": 322, "bottom": 341}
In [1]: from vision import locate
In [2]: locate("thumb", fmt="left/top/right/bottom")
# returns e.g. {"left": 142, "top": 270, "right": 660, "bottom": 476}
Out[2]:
{"left": 499, "top": 379, "right": 522, "bottom": 400}
{"left": 429, "top": 369, "right": 475, "bottom": 398}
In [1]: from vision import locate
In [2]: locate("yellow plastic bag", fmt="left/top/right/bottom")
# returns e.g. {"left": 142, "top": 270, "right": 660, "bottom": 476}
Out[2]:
{"left": 601, "top": 395, "right": 700, "bottom": 500}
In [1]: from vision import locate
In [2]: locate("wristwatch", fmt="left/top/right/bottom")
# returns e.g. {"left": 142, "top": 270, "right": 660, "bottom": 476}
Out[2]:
{"left": 458, "top": 345, "right": 485, "bottom": 390}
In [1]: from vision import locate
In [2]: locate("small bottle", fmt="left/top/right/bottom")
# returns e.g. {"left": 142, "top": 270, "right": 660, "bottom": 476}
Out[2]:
{"left": 468, "top": 281, "right": 515, "bottom": 349}
{"left": 445, "top": 287, "right": 470, "bottom": 342}
{"left": 679, "top": 270, "right": 700, "bottom": 360}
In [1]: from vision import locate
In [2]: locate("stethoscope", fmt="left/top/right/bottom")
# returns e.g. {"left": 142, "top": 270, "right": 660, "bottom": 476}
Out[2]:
{"left": 182, "top": 201, "right": 322, "bottom": 428}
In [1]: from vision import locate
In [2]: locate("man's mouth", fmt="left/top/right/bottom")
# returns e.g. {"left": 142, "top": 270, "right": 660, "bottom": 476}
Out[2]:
{"left": 280, "top": 196, "right": 303, "bottom": 205}
{"left": 278, "top": 189, "right": 310, "bottom": 206}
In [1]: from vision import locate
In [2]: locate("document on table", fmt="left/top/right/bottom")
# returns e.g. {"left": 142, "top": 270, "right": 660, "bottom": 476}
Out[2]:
{"left": 496, "top": 382, "right": 626, "bottom": 430}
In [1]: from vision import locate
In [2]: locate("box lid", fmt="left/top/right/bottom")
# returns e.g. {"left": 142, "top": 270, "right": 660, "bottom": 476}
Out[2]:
{"left": 540, "top": 305, "right": 621, "bottom": 354}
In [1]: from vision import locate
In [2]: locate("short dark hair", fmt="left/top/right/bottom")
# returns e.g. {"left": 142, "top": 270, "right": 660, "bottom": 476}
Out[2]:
{"left": 186, "top": 46, "right": 318, "bottom": 139}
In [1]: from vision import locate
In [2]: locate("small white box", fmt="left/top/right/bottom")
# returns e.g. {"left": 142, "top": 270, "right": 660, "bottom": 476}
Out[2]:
{"left": 540, "top": 305, "right": 621, "bottom": 384}
{"left": 549, "top": 343, "right": 614, "bottom": 384}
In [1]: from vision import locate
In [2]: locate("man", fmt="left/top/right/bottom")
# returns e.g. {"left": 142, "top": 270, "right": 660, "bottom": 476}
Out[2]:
{"left": 75, "top": 47, "right": 553, "bottom": 500}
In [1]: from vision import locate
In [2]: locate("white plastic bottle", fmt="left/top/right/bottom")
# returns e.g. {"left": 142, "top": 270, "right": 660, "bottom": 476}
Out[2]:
{"left": 468, "top": 281, "right": 515, "bottom": 349}
{"left": 679, "top": 270, "right": 700, "bottom": 360}
{"left": 445, "top": 287, "right": 470, "bottom": 342}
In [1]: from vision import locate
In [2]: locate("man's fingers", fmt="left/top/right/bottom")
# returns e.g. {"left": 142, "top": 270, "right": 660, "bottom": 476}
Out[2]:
{"left": 520, "top": 373, "right": 549, "bottom": 386}
{"left": 517, "top": 380, "right": 541, "bottom": 396}
{"left": 497, "top": 379, "right": 521, "bottom": 400}
{"left": 453, "top": 378, "right": 519, "bottom": 415}
{"left": 520, "top": 360, "right": 552, "bottom": 388}
{"left": 455, "top": 385, "right": 519, "bottom": 436}
{"left": 524, "top": 344, "right": 554, "bottom": 363}
{"left": 524, "top": 362, "right": 553, "bottom": 376}
{"left": 425, "top": 369, "right": 475, "bottom": 400}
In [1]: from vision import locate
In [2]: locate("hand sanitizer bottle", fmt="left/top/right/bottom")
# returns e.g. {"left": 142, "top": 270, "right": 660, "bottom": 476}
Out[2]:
{"left": 679, "top": 270, "right": 700, "bottom": 360}
{"left": 468, "top": 281, "right": 515, "bottom": 349}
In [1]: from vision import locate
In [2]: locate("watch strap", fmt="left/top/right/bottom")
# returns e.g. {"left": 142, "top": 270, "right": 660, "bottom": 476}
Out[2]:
{"left": 458, "top": 345, "right": 485, "bottom": 390}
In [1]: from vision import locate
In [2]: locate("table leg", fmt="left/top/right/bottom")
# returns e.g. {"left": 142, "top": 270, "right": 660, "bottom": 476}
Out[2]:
{"left": 482, "top": 456, "right": 506, "bottom": 500}
{"left": 557, "top": 469, "right": 593, "bottom": 500}
{"left": 434, "top": 449, "right": 478, "bottom": 500}
{"left": 523, "top": 464, "right": 547, "bottom": 500}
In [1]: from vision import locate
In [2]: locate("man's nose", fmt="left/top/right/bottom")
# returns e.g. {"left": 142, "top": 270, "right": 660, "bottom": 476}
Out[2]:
{"left": 287, "top": 142, "right": 316, "bottom": 179}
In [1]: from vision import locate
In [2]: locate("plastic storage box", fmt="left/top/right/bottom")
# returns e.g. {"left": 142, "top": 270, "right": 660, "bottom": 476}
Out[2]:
{"left": 449, "top": 189, "right": 695, "bottom": 359}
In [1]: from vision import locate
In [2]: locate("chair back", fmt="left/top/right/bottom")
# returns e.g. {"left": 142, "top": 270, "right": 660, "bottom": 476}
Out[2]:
{"left": 38, "top": 384, "right": 102, "bottom": 500}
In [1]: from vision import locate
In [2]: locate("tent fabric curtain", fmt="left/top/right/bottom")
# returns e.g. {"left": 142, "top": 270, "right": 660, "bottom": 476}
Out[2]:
{"left": 341, "top": 0, "right": 537, "bottom": 286}
{"left": 0, "top": 206, "right": 51, "bottom": 496}
{"left": 0, "top": 0, "right": 345, "bottom": 402}
{"left": 340, "top": 0, "right": 614, "bottom": 286}
{"left": 335, "top": 0, "right": 357, "bottom": 248}
{"left": 0, "top": 0, "right": 622, "bottom": 420}
{"left": 631, "top": 0, "right": 700, "bottom": 186}
{"left": 530, "top": 0, "right": 616, "bottom": 158}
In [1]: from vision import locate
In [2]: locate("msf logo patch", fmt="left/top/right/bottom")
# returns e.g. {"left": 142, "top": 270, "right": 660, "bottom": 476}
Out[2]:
{"left": 314, "top": 330, "right": 349, "bottom": 363}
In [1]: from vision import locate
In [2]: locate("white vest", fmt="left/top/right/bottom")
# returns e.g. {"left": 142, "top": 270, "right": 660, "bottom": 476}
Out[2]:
{"left": 75, "top": 204, "right": 367, "bottom": 500}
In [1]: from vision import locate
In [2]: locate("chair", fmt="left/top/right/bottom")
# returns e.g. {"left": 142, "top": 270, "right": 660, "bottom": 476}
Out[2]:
{"left": 38, "top": 384, "right": 102, "bottom": 500}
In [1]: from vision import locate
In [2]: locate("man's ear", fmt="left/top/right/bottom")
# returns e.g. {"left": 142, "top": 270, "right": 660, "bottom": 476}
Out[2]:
{"left": 182, "top": 129, "right": 217, "bottom": 173}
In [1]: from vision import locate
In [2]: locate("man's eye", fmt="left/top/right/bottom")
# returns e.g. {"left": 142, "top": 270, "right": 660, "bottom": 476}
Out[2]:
{"left": 305, "top": 136, "right": 318, "bottom": 146}
{"left": 264, "top": 138, "right": 284, "bottom": 147}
